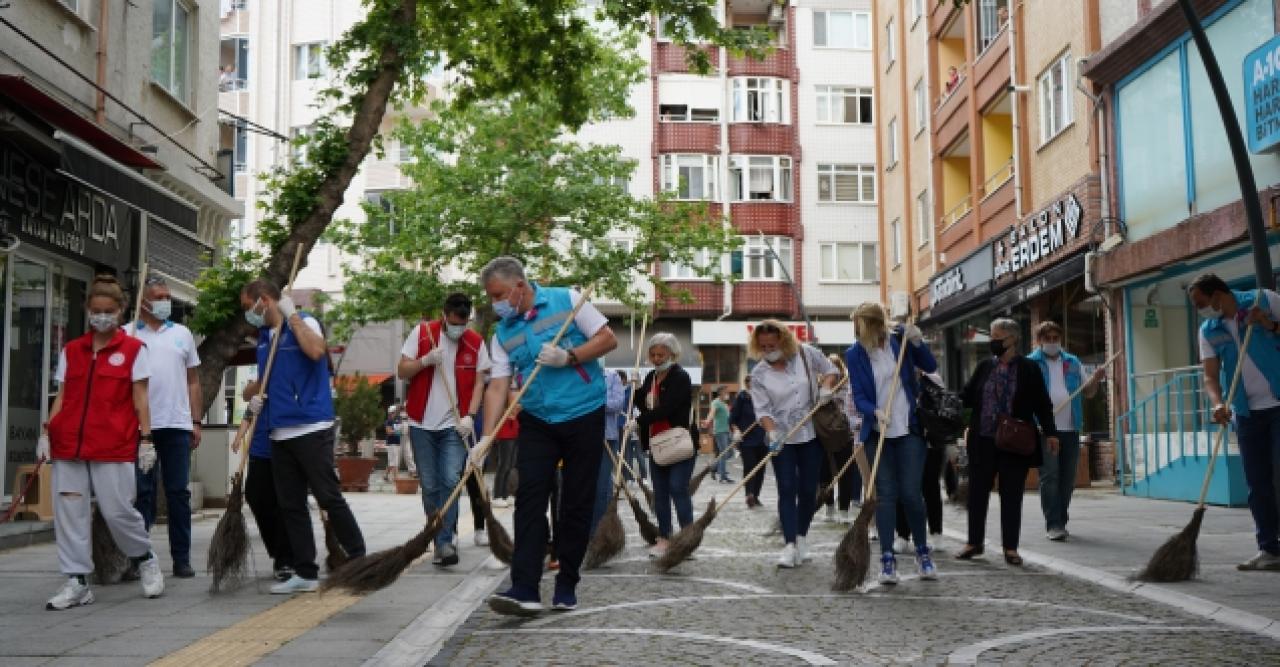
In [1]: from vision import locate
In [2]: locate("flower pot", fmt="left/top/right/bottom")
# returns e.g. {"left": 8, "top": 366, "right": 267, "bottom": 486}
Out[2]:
{"left": 394, "top": 477, "right": 420, "bottom": 495}
{"left": 336, "top": 456, "right": 377, "bottom": 492}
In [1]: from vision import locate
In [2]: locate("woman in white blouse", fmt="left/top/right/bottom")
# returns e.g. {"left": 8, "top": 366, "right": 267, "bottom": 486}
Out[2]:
{"left": 748, "top": 320, "right": 838, "bottom": 568}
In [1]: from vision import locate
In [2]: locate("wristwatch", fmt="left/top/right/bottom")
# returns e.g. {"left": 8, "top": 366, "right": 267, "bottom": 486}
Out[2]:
{"left": 140, "top": 433, "right": 153, "bottom": 443}
{"left": 567, "top": 350, "right": 580, "bottom": 366}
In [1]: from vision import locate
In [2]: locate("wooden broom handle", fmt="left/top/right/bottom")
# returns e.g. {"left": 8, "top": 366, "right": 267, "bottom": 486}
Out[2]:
{"left": 862, "top": 328, "right": 913, "bottom": 503}
{"left": 1195, "top": 306, "right": 1259, "bottom": 508}
{"left": 131, "top": 262, "right": 149, "bottom": 329}
{"left": 611, "top": 311, "right": 649, "bottom": 485}
{"left": 1051, "top": 350, "right": 1122, "bottom": 414}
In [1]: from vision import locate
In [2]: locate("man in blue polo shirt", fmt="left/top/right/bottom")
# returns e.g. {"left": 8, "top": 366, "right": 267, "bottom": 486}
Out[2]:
{"left": 474, "top": 257, "right": 617, "bottom": 616}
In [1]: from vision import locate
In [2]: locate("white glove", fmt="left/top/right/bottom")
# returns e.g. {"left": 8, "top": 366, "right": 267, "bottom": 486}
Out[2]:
{"left": 767, "top": 430, "right": 785, "bottom": 453}
{"left": 247, "top": 394, "right": 264, "bottom": 416}
{"left": 277, "top": 296, "right": 297, "bottom": 319}
{"left": 419, "top": 347, "right": 445, "bottom": 368}
{"left": 36, "top": 434, "right": 50, "bottom": 462}
{"left": 456, "top": 415, "right": 475, "bottom": 440}
{"left": 874, "top": 408, "right": 888, "bottom": 424}
{"left": 899, "top": 323, "right": 923, "bottom": 345}
{"left": 817, "top": 387, "right": 835, "bottom": 405}
{"left": 468, "top": 435, "right": 493, "bottom": 468}
{"left": 536, "top": 343, "right": 571, "bottom": 368}
{"left": 138, "top": 441, "right": 157, "bottom": 473}
{"left": 731, "top": 430, "right": 743, "bottom": 445}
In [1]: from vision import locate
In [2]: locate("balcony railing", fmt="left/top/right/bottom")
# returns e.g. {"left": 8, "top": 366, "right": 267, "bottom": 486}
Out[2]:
{"left": 940, "top": 197, "right": 972, "bottom": 230}
{"left": 935, "top": 63, "right": 969, "bottom": 111}
{"left": 980, "top": 158, "right": 1014, "bottom": 199}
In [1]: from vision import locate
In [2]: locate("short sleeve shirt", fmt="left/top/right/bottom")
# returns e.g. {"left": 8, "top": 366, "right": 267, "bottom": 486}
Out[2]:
{"left": 399, "top": 323, "right": 493, "bottom": 430}
{"left": 488, "top": 288, "right": 609, "bottom": 380}
{"left": 128, "top": 321, "right": 201, "bottom": 430}
{"left": 1198, "top": 290, "right": 1280, "bottom": 411}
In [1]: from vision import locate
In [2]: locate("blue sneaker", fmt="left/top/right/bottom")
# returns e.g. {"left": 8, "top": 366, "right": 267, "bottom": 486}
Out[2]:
{"left": 489, "top": 585, "right": 542, "bottom": 617}
{"left": 878, "top": 552, "right": 900, "bottom": 585}
{"left": 551, "top": 584, "right": 577, "bottom": 611}
{"left": 916, "top": 545, "right": 938, "bottom": 581}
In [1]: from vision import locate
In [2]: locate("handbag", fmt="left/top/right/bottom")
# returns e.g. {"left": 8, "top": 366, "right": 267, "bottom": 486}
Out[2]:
{"left": 918, "top": 374, "right": 964, "bottom": 448}
{"left": 647, "top": 378, "right": 695, "bottom": 466}
{"left": 994, "top": 414, "right": 1038, "bottom": 456}
{"left": 801, "top": 346, "right": 852, "bottom": 454}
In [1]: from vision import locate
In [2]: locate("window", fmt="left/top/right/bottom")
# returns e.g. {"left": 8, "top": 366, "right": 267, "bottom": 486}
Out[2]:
{"left": 813, "top": 10, "right": 871, "bottom": 49}
{"left": 661, "top": 248, "right": 718, "bottom": 280}
{"left": 59, "top": 0, "right": 82, "bottom": 14}
{"left": 819, "top": 243, "right": 878, "bottom": 282}
{"left": 911, "top": 0, "right": 925, "bottom": 25}
{"left": 397, "top": 140, "right": 414, "bottom": 164}
{"left": 885, "top": 19, "right": 896, "bottom": 67}
{"left": 233, "top": 122, "right": 248, "bottom": 172}
{"left": 742, "top": 236, "right": 793, "bottom": 281}
{"left": 1038, "top": 51, "right": 1073, "bottom": 144}
{"left": 294, "top": 42, "right": 326, "bottom": 80}
{"left": 593, "top": 173, "right": 631, "bottom": 193}
{"left": 729, "top": 156, "right": 792, "bottom": 202}
{"left": 658, "top": 104, "right": 719, "bottom": 122}
{"left": 916, "top": 190, "right": 931, "bottom": 247}
{"left": 886, "top": 118, "right": 899, "bottom": 167}
{"left": 890, "top": 219, "right": 902, "bottom": 267}
{"left": 977, "top": 0, "right": 1010, "bottom": 53}
{"left": 815, "top": 86, "right": 872, "bottom": 124}
{"left": 732, "top": 78, "right": 789, "bottom": 124}
{"left": 220, "top": 37, "right": 250, "bottom": 91}
{"left": 231, "top": 0, "right": 248, "bottom": 9}
{"left": 913, "top": 79, "right": 927, "bottom": 132}
{"left": 817, "top": 164, "right": 875, "bottom": 203}
{"left": 152, "top": 0, "right": 192, "bottom": 102}
{"left": 290, "top": 125, "right": 315, "bottom": 164}
{"left": 660, "top": 154, "right": 719, "bottom": 201}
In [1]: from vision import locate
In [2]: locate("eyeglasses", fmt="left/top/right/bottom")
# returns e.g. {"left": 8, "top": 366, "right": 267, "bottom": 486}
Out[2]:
{"left": 144, "top": 276, "right": 167, "bottom": 287}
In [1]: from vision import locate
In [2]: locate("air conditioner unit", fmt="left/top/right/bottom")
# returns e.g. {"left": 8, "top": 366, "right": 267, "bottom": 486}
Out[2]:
{"left": 767, "top": 4, "right": 785, "bottom": 26}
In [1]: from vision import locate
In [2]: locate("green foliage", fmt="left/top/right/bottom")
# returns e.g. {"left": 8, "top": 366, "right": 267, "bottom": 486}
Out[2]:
{"left": 333, "top": 374, "right": 385, "bottom": 454}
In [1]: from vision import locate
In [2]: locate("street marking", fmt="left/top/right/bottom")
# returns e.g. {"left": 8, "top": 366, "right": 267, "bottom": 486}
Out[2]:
{"left": 947, "top": 625, "right": 1234, "bottom": 664}
{"left": 474, "top": 628, "right": 838, "bottom": 665}
{"left": 581, "top": 573, "right": 772, "bottom": 594}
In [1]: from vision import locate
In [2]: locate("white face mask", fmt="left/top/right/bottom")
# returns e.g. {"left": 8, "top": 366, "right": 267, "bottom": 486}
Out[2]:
{"left": 763, "top": 350, "right": 783, "bottom": 363}
{"left": 147, "top": 299, "right": 172, "bottom": 321}
{"left": 655, "top": 360, "right": 674, "bottom": 372}
{"left": 444, "top": 323, "right": 467, "bottom": 340}
{"left": 89, "top": 312, "right": 119, "bottom": 332}
{"left": 1041, "top": 343, "right": 1061, "bottom": 357}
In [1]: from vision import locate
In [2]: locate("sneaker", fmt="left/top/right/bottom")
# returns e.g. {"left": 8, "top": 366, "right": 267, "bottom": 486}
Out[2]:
{"left": 893, "top": 537, "right": 911, "bottom": 555}
{"left": 173, "top": 562, "right": 196, "bottom": 579}
{"left": 796, "top": 536, "right": 813, "bottom": 563}
{"left": 270, "top": 574, "right": 319, "bottom": 595}
{"left": 139, "top": 554, "right": 165, "bottom": 599}
{"left": 1237, "top": 550, "right": 1280, "bottom": 571}
{"left": 437, "top": 543, "right": 459, "bottom": 567}
{"left": 551, "top": 585, "right": 577, "bottom": 611}
{"left": 489, "top": 586, "right": 542, "bottom": 616}
{"left": 777, "top": 543, "right": 798, "bottom": 568}
{"left": 273, "top": 565, "right": 294, "bottom": 582}
{"left": 475, "top": 531, "right": 490, "bottom": 547}
{"left": 1047, "top": 528, "right": 1069, "bottom": 541}
{"left": 838, "top": 510, "right": 851, "bottom": 524}
{"left": 46, "top": 577, "right": 94, "bottom": 611}
{"left": 824, "top": 505, "right": 836, "bottom": 522}
{"left": 879, "top": 553, "right": 900, "bottom": 585}
{"left": 431, "top": 550, "right": 444, "bottom": 565}
{"left": 491, "top": 498, "right": 511, "bottom": 508}
{"left": 721, "top": 477, "right": 734, "bottom": 484}
{"left": 916, "top": 546, "right": 938, "bottom": 581}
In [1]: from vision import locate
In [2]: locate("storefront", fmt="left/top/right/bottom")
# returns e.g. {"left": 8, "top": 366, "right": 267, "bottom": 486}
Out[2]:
{"left": 919, "top": 242, "right": 995, "bottom": 391}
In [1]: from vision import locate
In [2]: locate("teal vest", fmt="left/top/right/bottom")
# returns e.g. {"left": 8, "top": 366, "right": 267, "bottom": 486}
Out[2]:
{"left": 1028, "top": 348, "right": 1084, "bottom": 430}
{"left": 1200, "top": 289, "right": 1280, "bottom": 417}
{"left": 495, "top": 284, "right": 604, "bottom": 424}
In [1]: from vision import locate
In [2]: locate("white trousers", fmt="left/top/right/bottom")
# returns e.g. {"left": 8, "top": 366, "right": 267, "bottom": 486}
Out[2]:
{"left": 386, "top": 444, "right": 402, "bottom": 471}
{"left": 54, "top": 460, "right": 153, "bottom": 575}
{"left": 400, "top": 439, "right": 417, "bottom": 473}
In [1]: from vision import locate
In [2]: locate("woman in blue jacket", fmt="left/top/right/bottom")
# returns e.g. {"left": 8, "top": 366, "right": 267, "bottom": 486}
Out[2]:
{"left": 845, "top": 302, "right": 939, "bottom": 585}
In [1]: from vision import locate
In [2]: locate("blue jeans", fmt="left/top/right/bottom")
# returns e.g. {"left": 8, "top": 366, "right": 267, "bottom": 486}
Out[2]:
{"left": 770, "top": 438, "right": 823, "bottom": 544}
{"left": 650, "top": 454, "right": 695, "bottom": 538}
{"left": 591, "top": 439, "right": 621, "bottom": 534}
{"left": 134, "top": 428, "right": 192, "bottom": 564}
{"left": 714, "top": 432, "right": 732, "bottom": 480}
{"left": 625, "top": 436, "right": 647, "bottom": 482}
{"left": 1235, "top": 406, "right": 1280, "bottom": 554}
{"left": 409, "top": 426, "right": 466, "bottom": 549}
{"left": 1039, "top": 430, "right": 1081, "bottom": 531}
{"left": 867, "top": 433, "right": 928, "bottom": 552}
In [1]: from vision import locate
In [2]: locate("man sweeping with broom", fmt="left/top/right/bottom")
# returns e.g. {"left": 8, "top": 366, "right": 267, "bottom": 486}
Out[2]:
{"left": 474, "top": 257, "right": 617, "bottom": 616}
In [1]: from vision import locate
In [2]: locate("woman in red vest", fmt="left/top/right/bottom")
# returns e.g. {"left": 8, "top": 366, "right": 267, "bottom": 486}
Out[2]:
{"left": 37, "top": 275, "right": 163, "bottom": 610}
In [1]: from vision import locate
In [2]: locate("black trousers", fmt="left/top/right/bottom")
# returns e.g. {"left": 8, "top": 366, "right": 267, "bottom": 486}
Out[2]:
{"left": 819, "top": 447, "right": 858, "bottom": 511}
{"left": 272, "top": 428, "right": 366, "bottom": 579}
{"left": 511, "top": 407, "right": 604, "bottom": 593}
{"left": 966, "top": 436, "right": 1029, "bottom": 550}
{"left": 897, "top": 445, "right": 946, "bottom": 537}
{"left": 740, "top": 446, "right": 768, "bottom": 500}
{"left": 245, "top": 456, "right": 293, "bottom": 569}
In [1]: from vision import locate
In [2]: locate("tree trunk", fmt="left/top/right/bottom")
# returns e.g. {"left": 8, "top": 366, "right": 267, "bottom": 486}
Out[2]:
{"left": 194, "top": 0, "right": 419, "bottom": 418}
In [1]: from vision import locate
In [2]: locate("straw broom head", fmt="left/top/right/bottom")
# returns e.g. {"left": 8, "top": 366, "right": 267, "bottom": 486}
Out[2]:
{"left": 832, "top": 496, "right": 876, "bottom": 592}
{"left": 627, "top": 493, "right": 660, "bottom": 546}
{"left": 324, "top": 512, "right": 350, "bottom": 573}
{"left": 653, "top": 498, "right": 717, "bottom": 572}
{"left": 583, "top": 494, "right": 626, "bottom": 569}
{"left": 484, "top": 500, "right": 514, "bottom": 564}
{"left": 90, "top": 505, "right": 129, "bottom": 585}
{"left": 206, "top": 479, "right": 249, "bottom": 591}
{"left": 687, "top": 463, "right": 713, "bottom": 496}
{"left": 322, "top": 514, "right": 438, "bottom": 594}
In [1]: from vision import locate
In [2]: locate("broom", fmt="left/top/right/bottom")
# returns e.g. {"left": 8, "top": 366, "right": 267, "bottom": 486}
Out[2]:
{"left": 207, "top": 246, "right": 305, "bottom": 591}
{"left": 1136, "top": 315, "right": 1256, "bottom": 582}
{"left": 655, "top": 375, "right": 851, "bottom": 573}
{"left": 601, "top": 440, "right": 660, "bottom": 545}
{"left": 584, "top": 312, "right": 649, "bottom": 568}
{"left": 323, "top": 285, "right": 596, "bottom": 594}
{"left": 688, "top": 422, "right": 758, "bottom": 496}
{"left": 832, "top": 326, "right": 912, "bottom": 592}
{"left": 422, "top": 321, "right": 515, "bottom": 564}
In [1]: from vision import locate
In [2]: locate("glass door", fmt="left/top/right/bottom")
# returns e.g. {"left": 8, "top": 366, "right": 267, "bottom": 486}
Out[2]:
{"left": 4, "top": 258, "right": 48, "bottom": 495}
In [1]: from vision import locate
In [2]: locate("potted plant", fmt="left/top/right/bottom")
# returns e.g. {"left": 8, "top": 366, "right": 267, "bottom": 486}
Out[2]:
{"left": 333, "top": 373, "right": 383, "bottom": 492}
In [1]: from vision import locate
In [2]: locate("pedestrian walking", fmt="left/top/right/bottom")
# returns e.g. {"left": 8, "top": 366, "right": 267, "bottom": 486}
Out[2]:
{"left": 819, "top": 354, "right": 860, "bottom": 524}
{"left": 397, "top": 293, "right": 492, "bottom": 565}
{"left": 240, "top": 382, "right": 293, "bottom": 582}
{"left": 846, "top": 304, "right": 939, "bottom": 583}
{"left": 633, "top": 333, "right": 697, "bottom": 559}
{"left": 729, "top": 375, "right": 767, "bottom": 508}
{"left": 127, "top": 275, "right": 202, "bottom": 579}
{"left": 622, "top": 371, "right": 648, "bottom": 484}
{"left": 592, "top": 363, "right": 627, "bottom": 534}
{"left": 750, "top": 320, "right": 838, "bottom": 568}
{"left": 240, "top": 279, "right": 366, "bottom": 594}
{"left": 705, "top": 386, "right": 734, "bottom": 483}
{"left": 956, "top": 317, "right": 1058, "bottom": 566}
{"left": 41, "top": 275, "right": 164, "bottom": 610}
{"left": 476, "top": 257, "right": 618, "bottom": 615}
{"left": 491, "top": 402, "right": 519, "bottom": 507}
{"left": 383, "top": 406, "right": 404, "bottom": 482}
{"left": 1189, "top": 274, "right": 1280, "bottom": 571}
{"left": 1027, "top": 321, "right": 1104, "bottom": 541}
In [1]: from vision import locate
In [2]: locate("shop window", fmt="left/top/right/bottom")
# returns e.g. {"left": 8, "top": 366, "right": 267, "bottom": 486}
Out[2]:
{"left": 294, "top": 42, "right": 327, "bottom": 80}
{"left": 152, "top": 0, "right": 192, "bottom": 102}
{"left": 729, "top": 156, "right": 792, "bottom": 202}
{"left": 660, "top": 154, "right": 719, "bottom": 201}
{"left": 819, "top": 243, "right": 877, "bottom": 282}
{"left": 817, "top": 164, "right": 875, "bottom": 203}
{"left": 813, "top": 10, "right": 871, "bottom": 49}
{"left": 815, "top": 85, "right": 872, "bottom": 124}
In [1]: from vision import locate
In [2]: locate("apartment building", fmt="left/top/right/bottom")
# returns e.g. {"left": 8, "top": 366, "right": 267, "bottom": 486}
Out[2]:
{"left": 0, "top": 0, "right": 241, "bottom": 496}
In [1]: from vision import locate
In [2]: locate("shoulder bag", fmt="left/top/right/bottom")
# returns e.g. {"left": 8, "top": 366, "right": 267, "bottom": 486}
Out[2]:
{"left": 801, "top": 346, "right": 852, "bottom": 454}
{"left": 994, "top": 415, "right": 1038, "bottom": 456}
{"left": 648, "top": 376, "right": 696, "bottom": 466}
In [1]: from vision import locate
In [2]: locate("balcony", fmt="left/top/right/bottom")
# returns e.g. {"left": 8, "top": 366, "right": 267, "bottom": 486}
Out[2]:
{"left": 978, "top": 162, "right": 1016, "bottom": 241}
{"left": 727, "top": 123, "right": 794, "bottom": 154}
{"left": 938, "top": 205, "right": 976, "bottom": 259}
{"left": 658, "top": 281, "right": 724, "bottom": 317}
{"left": 654, "top": 42, "right": 721, "bottom": 74}
{"left": 940, "top": 198, "right": 973, "bottom": 232}
{"left": 727, "top": 47, "right": 794, "bottom": 79}
{"left": 729, "top": 201, "right": 798, "bottom": 236}
{"left": 732, "top": 282, "right": 798, "bottom": 318}
{"left": 933, "top": 64, "right": 969, "bottom": 152}
{"left": 973, "top": 35, "right": 1010, "bottom": 112}
{"left": 929, "top": 0, "right": 961, "bottom": 38}
{"left": 657, "top": 122, "right": 720, "bottom": 153}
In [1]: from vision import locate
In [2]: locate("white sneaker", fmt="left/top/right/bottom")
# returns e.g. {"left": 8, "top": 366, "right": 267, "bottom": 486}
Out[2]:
{"left": 46, "top": 577, "right": 94, "bottom": 610}
{"left": 796, "top": 536, "right": 813, "bottom": 563}
{"left": 1047, "top": 528, "right": 1069, "bottom": 541}
{"left": 138, "top": 554, "right": 165, "bottom": 599}
{"left": 1237, "top": 550, "right": 1280, "bottom": 571}
{"left": 776, "top": 543, "right": 798, "bottom": 568}
{"left": 893, "top": 537, "right": 911, "bottom": 555}
{"left": 838, "top": 510, "right": 852, "bottom": 524}
{"left": 475, "top": 531, "right": 490, "bottom": 547}
{"left": 270, "top": 575, "right": 320, "bottom": 594}
{"left": 824, "top": 505, "right": 836, "bottom": 522}
{"left": 491, "top": 498, "right": 511, "bottom": 509}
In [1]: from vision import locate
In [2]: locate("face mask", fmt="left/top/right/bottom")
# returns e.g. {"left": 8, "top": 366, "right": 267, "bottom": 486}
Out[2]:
{"left": 763, "top": 350, "right": 783, "bottom": 363}
{"left": 148, "top": 299, "right": 172, "bottom": 321}
{"left": 655, "top": 360, "right": 674, "bottom": 372}
{"left": 89, "top": 312, "right": 118, "bottom": 333}
{"left": 244, "top": 298, "right": 266, "bottom": 328}
{"left": 444, "top": 323, "right": 467, "bottom": 340}
{"left": 493, "top": 286, "right": 521, "bottom": 321}
{"left": 1198, "top": 306, "right": 1221, "bottom": 320}
{"left": 1041, "top": 343, "right": 1061, "bottom": 357}
{"left": 989, "top": 339, "right": 1006, "bottom": 357}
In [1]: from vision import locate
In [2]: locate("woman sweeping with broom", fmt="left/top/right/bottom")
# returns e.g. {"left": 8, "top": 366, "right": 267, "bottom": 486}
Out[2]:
{"left": 632, "top": 333, "right": 698, "bottom": 560}
{"left": 748, "top": 320, "right": 839, "bottom": 568}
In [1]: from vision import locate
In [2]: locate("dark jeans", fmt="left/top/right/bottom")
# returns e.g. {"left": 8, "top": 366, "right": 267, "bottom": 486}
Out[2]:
{"left": 819, "top": 446, "right": 861, "bottom": 511}
{"left": 624, "top": 436, "right": 647, "bottom": 482}
{"left": 511, "top": 407, "right": 604, "bottom": 595}
{"left": 245, "top": 456, "right": 293, "bottom": 569}
{"left": 740, "top": 446, "right": 768, "bottom": 500}
{"left": 1235, "top": 406, "right": 1280, "bottom": 554}
{"left": 771, "top": 438, "right": 822, "bottom": 543}
{"left": 650, "top": 454, "right": 695, "bottom": 538}
{"left": 134, "top": 428, "right": 192, "bottom": 565}
{"left": 896, "top": 445, "right": 946, "bottom": 537}
{"left": 493, "top": 438, "right": 517, "bottom": 499}
{"left": 272, "top": 428, "right": 366, "bottom": 580}
{"left": 966, "top": 435, "right": 1029, "bottom": 551}
{"left": 1039, "top": 430, "right": 1081, "bottom": 531}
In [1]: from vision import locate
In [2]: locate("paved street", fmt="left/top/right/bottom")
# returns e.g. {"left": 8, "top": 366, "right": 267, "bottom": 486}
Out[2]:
{"left": 2, "top": 455, "right": 1279, "bottom": 665}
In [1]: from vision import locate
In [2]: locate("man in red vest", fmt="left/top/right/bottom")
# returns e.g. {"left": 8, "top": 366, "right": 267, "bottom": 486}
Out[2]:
{"left": 397, "top": 293, "right": 492, "bottom": 567}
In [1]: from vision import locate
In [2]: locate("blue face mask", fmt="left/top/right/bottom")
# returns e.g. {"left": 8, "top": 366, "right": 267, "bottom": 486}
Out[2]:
{"left": 244, "top": 298, "right": 266, "bottom": 328}
{"left": 493, "top": 286, "right": 521, "bottom": 320}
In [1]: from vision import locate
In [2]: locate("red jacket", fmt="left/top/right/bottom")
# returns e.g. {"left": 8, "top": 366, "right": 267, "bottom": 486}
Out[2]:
{"left": 496, "top": 415, "right": 519, "bottom": 439}
{"left": 48, "top": 330, "right": 144, "bottom": 462}
{"left": 405, "top": 320, "right": 483, "bottom": 424}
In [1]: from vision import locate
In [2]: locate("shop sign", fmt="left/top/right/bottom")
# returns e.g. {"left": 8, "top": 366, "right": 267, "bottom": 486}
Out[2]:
{"left": 0, "top": 139, "right": 133, "bottom": 270}
{"left": 1245, "top": 34, "right": 1280, "bottom": 153}
{"left": 928, "top": 243, "right": 994, "bottom": 313}
{"left": 993, "top": 193, "right": 1083, "bottom": 279}
{"left": 692, "top": 320, "right": 856, "bottom": 346}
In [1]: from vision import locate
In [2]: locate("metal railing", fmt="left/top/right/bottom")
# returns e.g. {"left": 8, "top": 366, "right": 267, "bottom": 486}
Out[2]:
{"left": 939, "top": 197, "right": 972, "bottom": 230}
{"left": 1114, "top": 368, "right": 1230, "bottom": 493}
{"left": 980, "top": 158, "right": 1014, "bottom": 199}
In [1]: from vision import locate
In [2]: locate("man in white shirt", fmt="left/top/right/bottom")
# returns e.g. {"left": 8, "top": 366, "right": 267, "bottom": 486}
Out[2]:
{"left": 129, "top": 276, "right": 202, "bottom": 578}
{"left": 398, "top": 293, "right": 492, "bottom": 568}
{"left": 1190, "top": 273, "right": 1280, "bottom": 571}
